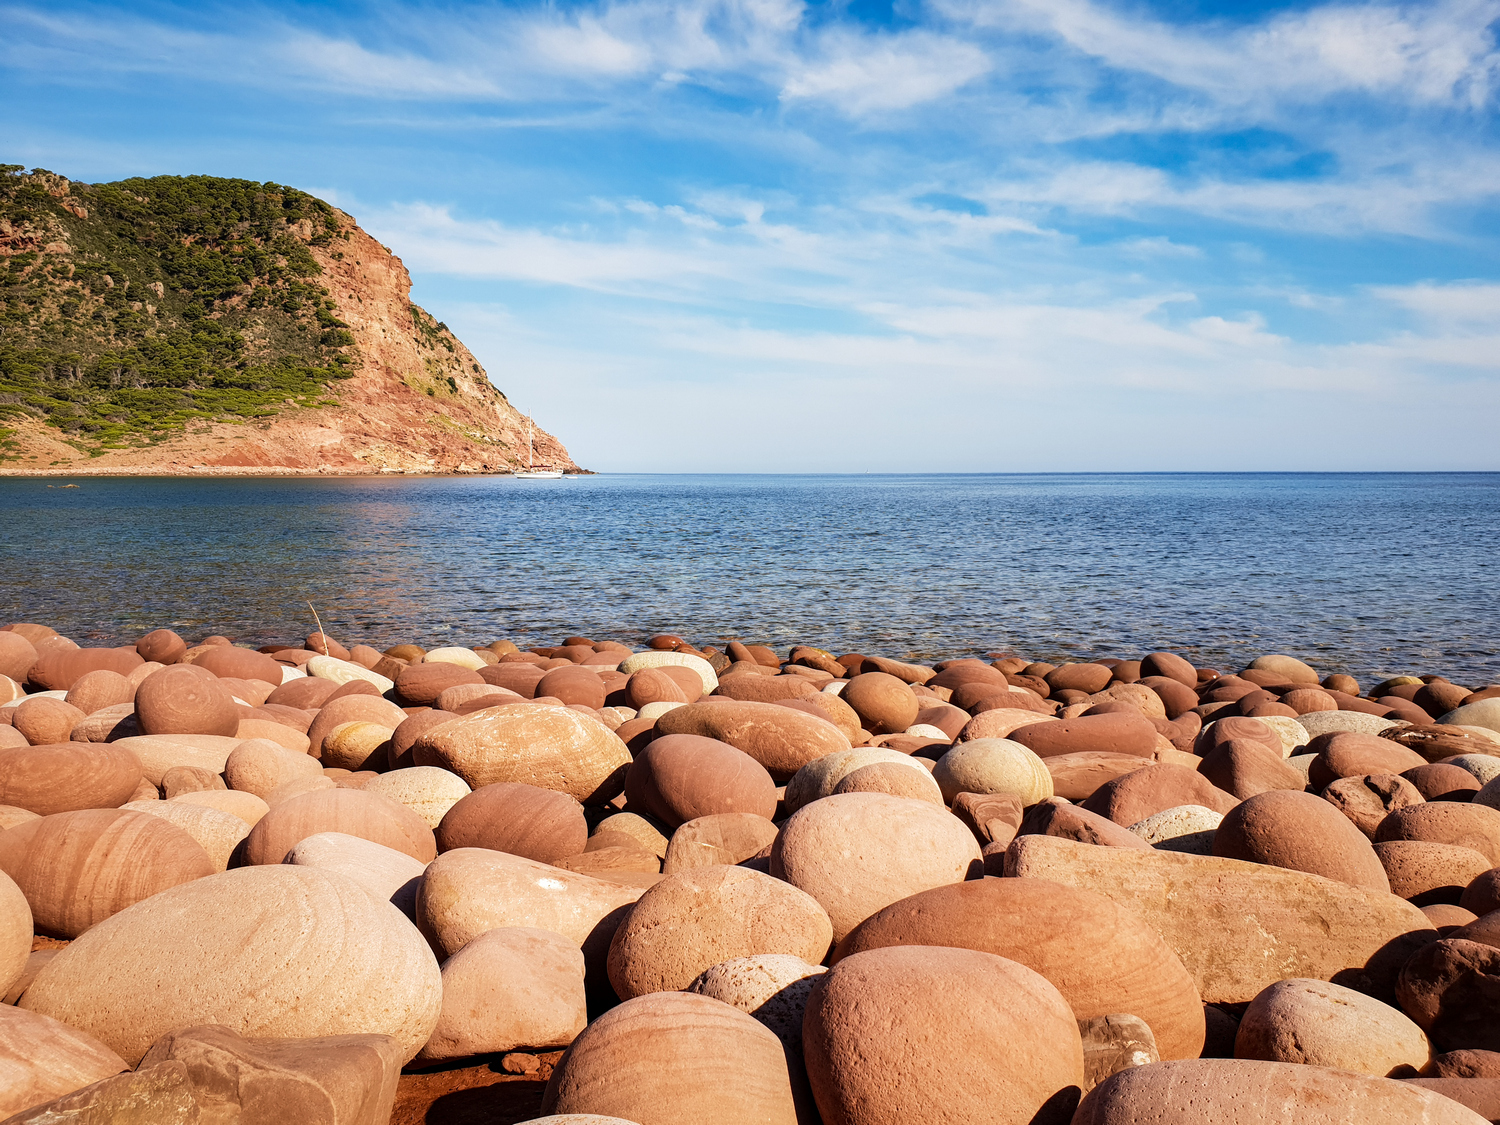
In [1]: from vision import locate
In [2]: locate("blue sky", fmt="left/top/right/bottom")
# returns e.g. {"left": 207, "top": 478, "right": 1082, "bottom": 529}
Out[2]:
{"left": 3, "top": 0, "right": 1499, "bottom": 470}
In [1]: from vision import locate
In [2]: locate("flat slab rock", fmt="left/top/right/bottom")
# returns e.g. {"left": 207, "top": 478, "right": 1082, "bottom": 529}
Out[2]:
{"left": 1005, "top": 834, "right": 1435, "bottom": 1003}
{"left": 1, "top": 1025, "right": 406, "bottom": 1125}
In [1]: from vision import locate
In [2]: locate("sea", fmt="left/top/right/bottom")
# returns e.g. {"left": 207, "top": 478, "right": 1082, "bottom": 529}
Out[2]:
{"left": 1, "top": 473, "right": 1496, "bottom": 687}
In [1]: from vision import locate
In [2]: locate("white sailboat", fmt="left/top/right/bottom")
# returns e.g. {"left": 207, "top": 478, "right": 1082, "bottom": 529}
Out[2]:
{"left": 514, "top": 413, "right": 564, "bottom": 479}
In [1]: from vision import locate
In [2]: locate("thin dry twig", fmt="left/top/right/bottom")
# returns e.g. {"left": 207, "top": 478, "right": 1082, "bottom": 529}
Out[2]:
{"left": 308, "top": 601, "right": 328, "bottom": 655}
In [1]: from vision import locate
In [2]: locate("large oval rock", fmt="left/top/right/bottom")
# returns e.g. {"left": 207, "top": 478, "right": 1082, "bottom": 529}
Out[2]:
{"left": 1397, "top": 938, "right": 1500, "bottom": 1051}
{"left": 284, "top": 831, "right": 426, "bottom": 919}
{"left": 0, "top": 631, "right": 38, "bottom": 683}
{"left": 419, "top": 926, "right": 587, "bottom": 1062}
{"left": 783, "top": 748, "right": 931, "bottom": 814}
{"left": 27, "top": 647, "right": 142, "bottom": 693}
{"left": 0, "top": 809, "right": 214, "bottom": 938}
{"left": 607, "top": 865, "right": 833, "bottom": 999}
{"left": 396, "top": 661, "right": 485, "bottom": 706}
{"left": 1375, "top": 841, "right": 1495, "bottom": 905}
{"left": 1198, "top": 738, "right": 1305, "bottom": 799}
{"left": 413, "top": 704, "right": 630, "bottom": 804}
{"left": 771, "top": 792, "right": 981, "bottom": 943}
{"left": 191, "top": 645, "right": 285, "bottom": 686}
{"left": 119, "top": 799, "right": 250, "bottom": 871}
{"left": 687, "top": 953, "right": 826, "bottom": 1050}
{"left": 1440, "top": 698, "right": 1500, "bottom": 735}
{"left": 0, "top": 742, "right": 142, "bottom": 815}
{"left": 305, "top": 695, "right": 408, "bottom": 761}
{"left": 662, "top": 812, "right": 780, "bottom": 874}
{"left": 623, "top": 734, "right": 777, "bottom": 828}
{"left": 841, "top": 672, "right": 918, "bottom": 735}
{"left": 655, "top": 701, "right": 851, "bottom": 783}
{"left": 436, "top": 782, "right": 588, "bottom": 863}
{"left": 932, "top": 738, "right": 1052, "bottom": 805}
{"left": 541, "top": 991, "right": 795, "bottom": 1124}
{"left": 11, "top": 696, "right": 84, "bottom": 745}
{"left": 1005, "top": 834, "right": 1436, "bottom": 1003}
{"left": 417, "top": 847, "right": 645, "bottom": 962}
{"left": 1009, "top": 713, "right": 1158, "bottom": 759}
{"left": 363, "top": 766, "right": 471, "bottom": 828}
{"left": 0, "top": 1005, "right": 129, "bottom": 1119}
{"left": 803, "top": 944, "right": 1084, "bottom": 1125}
{"left": 617, "top": 651, "right": 719, "bottom": 694}
{"left": 835, "top": 877, "right": 1205, "bottom": 1059}
{"left": 1235, "top": 977, "right": 1432, "bottom": 1076}
{"left": 19, "top": 865, "right": 442, "bottom": 1065}
{"left": 1377, "top": 803, "right": 1500, "bottom": 865}
{"left": 1043, "top": 751, "right": 1159, "bottom": 801}
{"left": 223, "top": 737, "right": 323, "bottom": 799}
{"left": 1310, "top": 732, "right": 1428, "bottom": 790}
{"left": 112, "top": 734, "right": 240, "bottom": 787}
{"left": 0, "top": 868, "right": 31, "bottom": 998}
{"left": 241, "top": 787, "right": 436, "bottom": 866}
{"left": 1072, "top": 1058, "right": 1485, "bottom": 1124}
{"left": 1083, "top": 764, "right": 1237, "bottom": 827}
{"left": 134, "top": 665, "right": 240, "bottom": 737}
{"left": 1213, "top": 789, "right": 1390, "bottom": 892}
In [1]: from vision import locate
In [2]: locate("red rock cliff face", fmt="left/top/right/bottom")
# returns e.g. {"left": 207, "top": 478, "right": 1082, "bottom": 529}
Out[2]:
{"left": 3, "top": 204, "right": 580, "bottom": 476}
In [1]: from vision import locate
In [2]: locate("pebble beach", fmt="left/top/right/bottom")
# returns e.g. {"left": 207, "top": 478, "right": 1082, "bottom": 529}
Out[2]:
{"left": 3, "top": 621, "right": 1500, "bottom": 1124}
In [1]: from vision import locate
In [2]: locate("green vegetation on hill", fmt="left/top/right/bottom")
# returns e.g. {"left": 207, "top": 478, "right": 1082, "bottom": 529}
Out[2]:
{"left": 0, "top": 166, "right": 360, "bottom": 455}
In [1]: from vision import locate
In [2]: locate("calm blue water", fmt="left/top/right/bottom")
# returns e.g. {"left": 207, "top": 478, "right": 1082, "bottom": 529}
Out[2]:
{"left": 0, "top": 473, "right": 1496, "bottom": 686}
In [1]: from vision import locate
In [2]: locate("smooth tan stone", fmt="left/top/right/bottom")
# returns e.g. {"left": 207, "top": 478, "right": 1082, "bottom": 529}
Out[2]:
{"left": 1298, "top": 711, "right": 1401, "bottom": 740}
{"left": 20, "top": 865, "right": 441, "bottom": 1065}
{"left": 607, "top": 865, "right": 833, "bottom": 999}
{"left": 834, "top": 876, "right": 1206, "bottom": 1060}
{"left": 0, "top": 1004, "right": 129, "bottom": 1119}
{"left": 1128, "top": 805, "right": 1222, "bottom": 854}
{"left": 413, "top": 704, "right": 630, "bottom": 804}
{"left": 656, "top": 700, "right": 852, "bottom": 783}
{"left": 322, "top": 721, "right": 396, "bottom": 772}
{"left": 169, "top": 789, "right": 269, "bottom": 827}
{"left": 364, "top": 766, "right": 471, "bottom": 829}
{"left": 1440, "top": 699, "right": 1500, "bottom": 736}
{"left": 305, "top": 696, "right": 408, "bottom": 761}
{"left": 161, "top": 764, "right": 225, "bottom": 799}
{"left": 0, "top": 804, "right": 40, "bottom": 831}
{"left": 594, "top": 813, "right": 669, "bottom": 860}
{"left": 223, "top": 738, "right": 322, "bottom": 799}
{"left": 0, "top": 809, "right": 214, "bottom": 938}
{"left": 63, "top": 701, "right": 134, "bottom": 744}
{"left": 1005, "top": 834, "right": 1436, "bottom": 1003}
{"left": 541, "top": 991, "right": 796, "bottom": 1125}
{"left": 120, "top": 799, "right": 250, "bottom": 871}
{"left": 417, "top": 847, "right": 645, "bottom": 961}
{"left": 771, "top": 792, "right": 981, "bottom": 943}
{"left": 419, "top": 926, "right": 587, "bottom": 1062}
{"left": 242, "top": 787, "right": 434, "bottom": 866}
{"left": 932, "top": 738, "right": 1053, "bottom": 805}
{"left": 307, "top": 653, "right": 394, "bottom": 693}
{"left": 662, "top": 813, "right": 780, "bottom": 874}
{"left": 687, "top": 954, "right": 827, "bottom": 1050}
{"left": 1072, "top": 1058, "right": 1486, "bottom": 1124}
{"left": 783, "top": 748, "right": 931, "bottom": 814}
{"left": 424, "top": 647, "right": 489, "bottom": 671}
{"left": 831, "top": 761, "right": 945, "bottom": 804}
{"left": 0, "top": 868, "right": 30, "bottom": 998}
{"left": 285, "top": 831, "right": 427, "bottom": 919}
{"left": 623, "top": 734, "right": 777, "bottom": 828}
{"left": 113, "top": 734, "right": 240, "bottom": 787}
{"left": 803, "top": 944, "right": 1084, "bottom": 1125}
{"left": 0, "top": 741, "right": 143, "bottom": 815}
{"left": 1235, "top": 977, "right": 1432, "bottom": 1076}
{"left": 617, "top": 650, "right": 719, "bottom": 695}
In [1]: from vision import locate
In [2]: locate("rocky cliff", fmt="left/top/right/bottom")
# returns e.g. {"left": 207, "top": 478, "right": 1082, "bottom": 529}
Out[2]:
{"left": 0, "top": 167, "right": 580, "bottom": 474}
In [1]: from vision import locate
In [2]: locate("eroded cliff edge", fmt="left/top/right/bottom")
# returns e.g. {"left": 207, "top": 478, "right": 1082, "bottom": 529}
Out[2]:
{"left": 0, "top": 168, "right": 580, "bottom": 474}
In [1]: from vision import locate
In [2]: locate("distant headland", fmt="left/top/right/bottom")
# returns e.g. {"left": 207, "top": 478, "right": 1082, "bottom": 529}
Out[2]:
{"left": 0, "top": 166, "right": 582, "bottom": 475}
